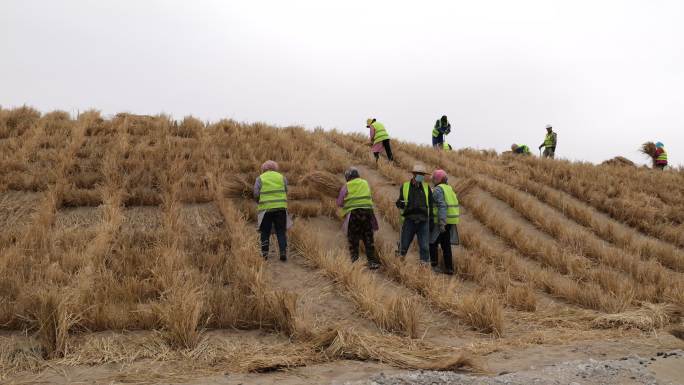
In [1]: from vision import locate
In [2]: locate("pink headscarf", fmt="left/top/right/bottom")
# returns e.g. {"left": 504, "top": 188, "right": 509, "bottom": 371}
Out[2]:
{"left": 261, "top": 160, "right": 279, "bottom": 171}
{"left": 432, "top": 169, "right": 447, "bottom": 184}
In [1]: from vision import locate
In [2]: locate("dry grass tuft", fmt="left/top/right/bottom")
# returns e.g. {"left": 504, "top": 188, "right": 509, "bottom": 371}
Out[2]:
{"left": 155, "top": 281, "right": 205, "bottom": 350}
{"left": 21, "top": 288, "right": 81, "bottom": 359}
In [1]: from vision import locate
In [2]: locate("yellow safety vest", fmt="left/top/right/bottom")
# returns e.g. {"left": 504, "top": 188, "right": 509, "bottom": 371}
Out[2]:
{"left": 657, "top": 148, "right": 668, "bottom": 162}
{"left": 544, "top": 132, "right": 556, "bottom": 148}
{"left": 432, "top": 184, "right": 460, "bottom": 224}
{"left": 372, "top": 122, "right": 389, "bottom": 144}
{"left": 257, "top": 171, "right": 287, "bottom": 211}
{"left": 343, "top": 178, "right": 374, "bottom": 214}
{"left": 400, "top": 181, "right": 430, "bottom": 222}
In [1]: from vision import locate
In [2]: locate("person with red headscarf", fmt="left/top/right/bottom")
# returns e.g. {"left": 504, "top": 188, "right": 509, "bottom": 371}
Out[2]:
{"left": 428, "top": 169, "right": 460, "bottom": 274}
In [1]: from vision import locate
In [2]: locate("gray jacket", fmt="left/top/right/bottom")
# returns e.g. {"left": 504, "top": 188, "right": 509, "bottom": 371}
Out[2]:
{"left": 430, "top": 185, "right": 460, "bottom": 245}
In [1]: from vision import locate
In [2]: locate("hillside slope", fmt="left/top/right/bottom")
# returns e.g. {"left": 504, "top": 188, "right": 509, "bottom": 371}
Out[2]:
{"left": 1, "top": 107, "right": 683, "bottom": 383}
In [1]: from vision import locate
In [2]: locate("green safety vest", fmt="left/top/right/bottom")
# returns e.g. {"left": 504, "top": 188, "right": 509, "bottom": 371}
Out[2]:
{"left": 657, "top": 148, "right": 668, "bottom": 162}
{"left": 343, "top": 178, "right": 374, "bottom": 214}
{"left": 432, "top": 184, "right": 460, "bottom": 224}
{"left": 400, "top": 181, "right": 430, "bottom": 222}
{"left": 443, "top": 142, "right": 451, "bottom": 151}
{"left": 544, "top": 132, "right": 556, "bottom": 148}
{"left": 517, "top": 144, "right": 530, "bottom": 154}
{"left": 372, "top": 122, "right": 389, "bottom": 144}
{"left": 257, "top": 171, "right": 287, "bottom": 211}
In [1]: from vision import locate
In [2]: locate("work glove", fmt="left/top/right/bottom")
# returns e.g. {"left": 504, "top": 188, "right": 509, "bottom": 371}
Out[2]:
{"left": 396, "top": 200, "right": 405, "bottom": 209}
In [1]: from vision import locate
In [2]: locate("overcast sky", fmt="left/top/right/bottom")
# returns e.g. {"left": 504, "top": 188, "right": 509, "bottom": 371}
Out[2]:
{"left": 2, "top": 0, "right": 682, "bottom": 166}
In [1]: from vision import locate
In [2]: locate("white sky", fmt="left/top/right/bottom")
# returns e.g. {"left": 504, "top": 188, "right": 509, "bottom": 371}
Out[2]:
{"left": 2, "top": 0, "right": 682, "bottom": 166}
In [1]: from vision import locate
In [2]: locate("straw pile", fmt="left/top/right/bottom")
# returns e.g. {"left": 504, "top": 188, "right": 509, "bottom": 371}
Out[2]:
{"left": 300, "top": 171, "right": 343, "bottom": 198}
{"left": 591, "top": 303, "right": 681, "bottom": 331}
{"left": 601, "top": 156, "right": 636, "bottom": 167}
{"left": 311, "top": 328, "right": 481, "bottom": 372}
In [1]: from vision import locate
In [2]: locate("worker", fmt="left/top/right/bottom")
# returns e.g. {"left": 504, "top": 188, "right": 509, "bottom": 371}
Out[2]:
{"left": 432, "top": 115, "right": 451, "bottom": 149}
{"left": 429, "top": 170, "right": 459, "bottom": 275}
{"left": 538, "top": 124, "right": 557, "bottom": 158}
{"left": 396, "top": 164, "right": 433, "bottom": 264}
{"left": 511, "top": 143, "right": 531, "bottom": 155}
{"left": 336, "top": 167, "right": 381, "bottom": 269}
{"left": 654, "top": 142, "right": 668, "bottom": 170}
{"left": 254, "top": 160, "right": 289, "bottom": 261}
{"left": 367, "top": 118, "right": 394, "bottom": 163}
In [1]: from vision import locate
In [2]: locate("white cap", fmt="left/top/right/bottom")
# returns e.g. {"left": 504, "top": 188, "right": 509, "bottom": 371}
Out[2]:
{"left": 545, "top": 124, "right": 553, "bottom": 129}
{"left": 412, "top": 164, "right": 427, "bottom": 174}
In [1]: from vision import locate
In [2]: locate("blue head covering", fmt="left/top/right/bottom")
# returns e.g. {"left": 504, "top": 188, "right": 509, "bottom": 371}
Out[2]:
{"left": 656, "top": 142, "right": 664, "bottom": 148}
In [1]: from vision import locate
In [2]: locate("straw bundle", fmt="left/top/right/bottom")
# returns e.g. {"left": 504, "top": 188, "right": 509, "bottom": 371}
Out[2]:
{"left": 640, "top": 142, "right": 658, "bottom": 167}
{"left": 601, "top": 156, "right": 635, "bottom": 167}
{"left": 223, "top": 176, "right": 252, "bottom": 198}
{"left": 300, "top": 171, "right": 343, "bottom": 198}
{"left": 640, "top": 142, "right": 657, "bottom": 158}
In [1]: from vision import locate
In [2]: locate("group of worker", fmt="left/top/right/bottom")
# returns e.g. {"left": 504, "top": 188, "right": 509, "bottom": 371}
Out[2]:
{"left": 254, "top": 160, "right": 460, "bottom": 274}
{"left": 253, "top": 118, "right": 670, "bottom": 269}
{"left": 369, "top": 117, "right": 559, "bottom": 161}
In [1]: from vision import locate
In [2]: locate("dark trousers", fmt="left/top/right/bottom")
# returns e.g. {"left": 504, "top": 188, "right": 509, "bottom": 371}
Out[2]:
{"left": 259, "top": 210, "right": 287, "bottom": 258}
{"left": 373, "top": 139, "right": 394, "bottom": 162}
{"left": 347, "top": 209, "right": 379, "bottom": 264}
{"left": 429, "top": 224, "right": 454, "bottom": 271}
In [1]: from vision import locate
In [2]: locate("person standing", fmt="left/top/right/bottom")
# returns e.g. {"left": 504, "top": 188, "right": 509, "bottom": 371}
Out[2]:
{"left": 396, "top": 164, "right": 433, "bottom": 264}
{"left": 654, "top": 142, "right": 668, "bottom": 170}
{"left": 336, "top": 167, "right": 381, "bottom": 269}
{"left": 429, "top": 169, "right": 460, "bottom": 275}
{"left": 538, "top": 124, "right": 557, "bottom": 158}
{"left": 254, "top": 160, "right": 289, "bottom": 261}
{"left": 432, "top": 115, "right": 451, "bottom": 149}
{"left": 367, "top": 118, "right": 394, "bottom": 163}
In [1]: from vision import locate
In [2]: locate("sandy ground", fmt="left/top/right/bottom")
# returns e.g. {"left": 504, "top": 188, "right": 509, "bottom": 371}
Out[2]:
{"left": 5, "top": 337, "right": 681, "bottom": 384}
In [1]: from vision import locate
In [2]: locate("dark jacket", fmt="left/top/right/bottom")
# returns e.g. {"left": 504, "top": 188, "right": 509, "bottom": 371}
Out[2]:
{"left": 396, "top": 179, "right": 433, "bottom": 222}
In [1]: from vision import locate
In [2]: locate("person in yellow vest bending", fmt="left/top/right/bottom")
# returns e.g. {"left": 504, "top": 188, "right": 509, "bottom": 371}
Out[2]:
{"left": 254, "top": 160, "right": 289, "bottom": 261}
{"left": 336, "top": 167, "right": 381, "bottom": 269}
{"left": 395, "top": 164, "right": 433, "bottom": 264}
{"left": 511, "top": 143, "right": 531, "bottom": 155}
{"left": 538, "top": 124, "right": 557, "bottom": 158}
{"left": 429, "top": 169, "right": 460, "bottom": 275}
{"left": 367, "top": 118, "right": 394, "bottom": 163}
